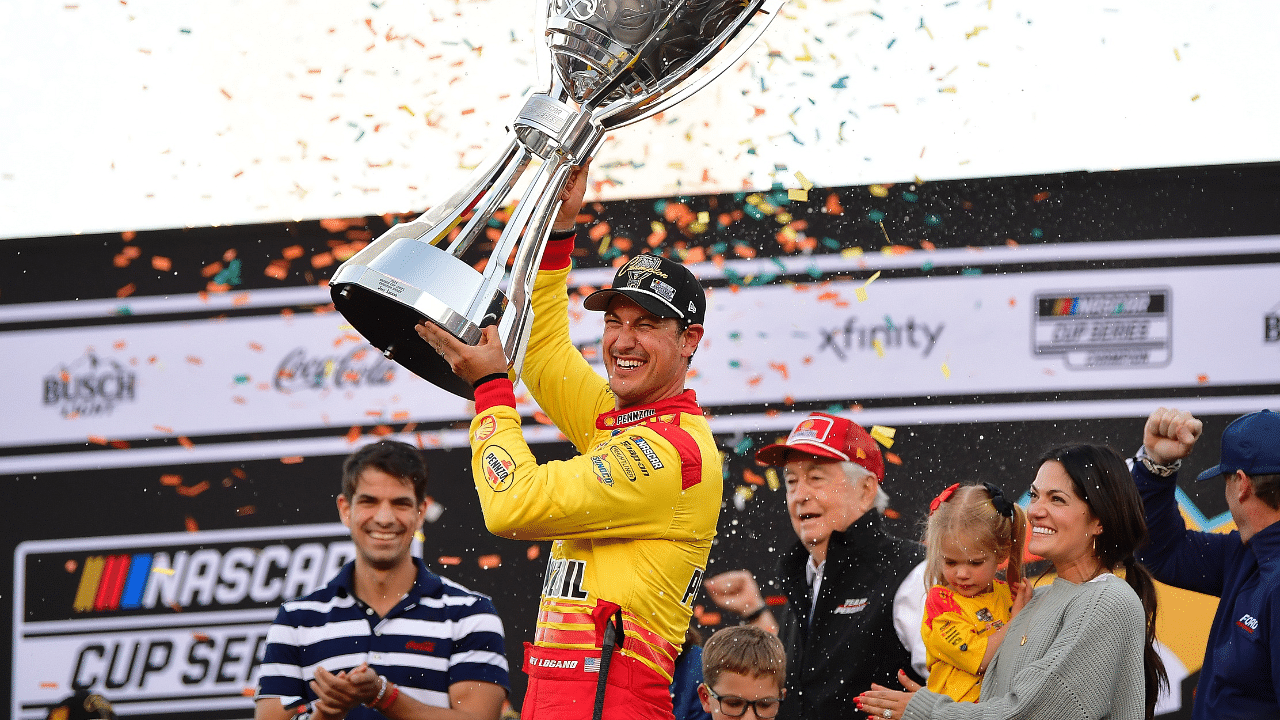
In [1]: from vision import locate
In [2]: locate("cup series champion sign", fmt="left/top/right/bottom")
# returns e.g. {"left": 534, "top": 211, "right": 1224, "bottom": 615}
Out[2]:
{"left": 12, "top": 524, "right": 353, "bottom": 720}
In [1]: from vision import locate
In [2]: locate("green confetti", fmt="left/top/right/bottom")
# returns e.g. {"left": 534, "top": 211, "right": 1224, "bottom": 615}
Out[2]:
{"left": 867, "top": 210, "right": 886, "bottom": 222}
{"left": 924, "top": 214, "right": 943, "bottom": 227}
{"left": 734, "top": 437, "right": 755, "bottom": 455}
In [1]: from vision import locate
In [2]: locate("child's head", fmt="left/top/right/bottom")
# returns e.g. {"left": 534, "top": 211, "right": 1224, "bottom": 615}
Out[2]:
{"left": 924, "top": 482, "right": 1028, "bottom": 598}
{"left": 699, "top": 625, "right": 787, "bottom": 718}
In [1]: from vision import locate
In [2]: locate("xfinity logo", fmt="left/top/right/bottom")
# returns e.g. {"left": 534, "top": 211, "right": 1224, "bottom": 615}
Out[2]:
{"left": 42, "top": 351, "right": 137, "bottom": 418}
{"left": 817, "top": 316, "right": 945, "bottom": 360}
{"left": 274, "top": 346, "right": 396, "bottom": 393}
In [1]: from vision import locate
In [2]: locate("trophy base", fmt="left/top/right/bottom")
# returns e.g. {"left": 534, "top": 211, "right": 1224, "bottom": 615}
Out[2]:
{"left": 331, "top": 237, "right": 507, "bottom": 400}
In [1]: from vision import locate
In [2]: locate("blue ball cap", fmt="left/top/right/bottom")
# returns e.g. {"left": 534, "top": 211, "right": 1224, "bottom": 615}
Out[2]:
{"left": 1196, "top": 409, "right": 1280, "bottom": 481}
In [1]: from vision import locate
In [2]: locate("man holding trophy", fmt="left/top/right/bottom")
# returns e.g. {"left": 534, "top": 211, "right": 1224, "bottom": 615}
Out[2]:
{"left": 417, "top": 166, "right": 722, "bottom": 720}
{"left": 330, "top": 0, "right": 789, "bottom": 716}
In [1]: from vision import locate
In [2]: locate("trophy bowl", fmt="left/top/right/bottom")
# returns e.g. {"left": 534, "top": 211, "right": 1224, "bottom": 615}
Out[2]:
{"left": 331, "top": 0, "right": 787, "bottom": 399}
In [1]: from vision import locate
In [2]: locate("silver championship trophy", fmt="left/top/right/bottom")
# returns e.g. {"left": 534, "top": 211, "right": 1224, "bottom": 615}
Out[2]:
{"left": 330, "top": 0, "right": 787, "bottom": 398}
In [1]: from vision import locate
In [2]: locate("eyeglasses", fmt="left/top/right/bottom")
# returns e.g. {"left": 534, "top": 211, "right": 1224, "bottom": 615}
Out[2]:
{"left": 704, "top": 684, "right": 783, "bottom": 719}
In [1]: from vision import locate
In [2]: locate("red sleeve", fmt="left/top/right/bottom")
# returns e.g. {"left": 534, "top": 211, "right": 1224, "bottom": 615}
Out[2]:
{"left": 539, "top": 234, "right": 576, "bottom": 271}
{"left": 474, "top": 378, "right": 516, "bottom": 413}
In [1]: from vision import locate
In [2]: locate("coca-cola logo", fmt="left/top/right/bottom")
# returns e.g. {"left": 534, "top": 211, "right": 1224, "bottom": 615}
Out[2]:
{"left": 43, "top": 352, "right": 137, "bottom": 418}
{"left": 274, "top": 346, "right": 396, "bottom": 393}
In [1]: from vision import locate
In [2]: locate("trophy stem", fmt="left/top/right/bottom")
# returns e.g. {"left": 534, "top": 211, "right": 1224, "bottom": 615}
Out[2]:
{"left": 447, "top": 144, "right": 534, "bottom": 259}
{"left": 497, "top": 157, "right": 579, "bottom": 374}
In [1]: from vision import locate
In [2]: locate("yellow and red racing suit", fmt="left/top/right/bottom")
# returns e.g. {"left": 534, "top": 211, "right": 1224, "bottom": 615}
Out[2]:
{"left": 467, "top": 238, "right": 722, "bottom": 719}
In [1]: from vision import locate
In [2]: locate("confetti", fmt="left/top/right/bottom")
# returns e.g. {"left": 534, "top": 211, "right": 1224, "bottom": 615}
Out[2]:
{"left": 152, "top": 567, "right": 175, "bottom": 575}
{"left": 527, "top": 545, "right": 541, "bottom": 561}
{"left": 439, "top": 556, "right": 462, "bottom": 566}
{"left": 872, "top": 338, "right": 885, "bottom": 357}
{"left": 941, "top": 363, "right": 951, "bottom": 378}
{"left": 478, "top": 554, "right": 502, "bottom": 569}
{"left": 870, "top": 425, "right": 896, "bottom": 448}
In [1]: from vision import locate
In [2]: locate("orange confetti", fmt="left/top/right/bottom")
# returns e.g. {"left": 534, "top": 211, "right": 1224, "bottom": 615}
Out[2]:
{"left": 1032, "top": 191, "right": 1052, "bottom": 202}
{"left": 152, "top": 256, "right": 172, "bottom": 272}
{"left": 883, "top": 507, "right": 902, "bottom": 519}
{"left": 527, "top": 545, "right": 541, "bottom": 561}
{"left": 884, "top": 452, "right": 902, "bottom": 466}
{"left": 185, "top": 356, "right": 203, "bottom": 365}
{"left": 345, "top": 426, "right": 362, "bottom": 443}
{"left": 231, "top": 468, "right": 247, "bottom": 479}
{"left": 185, "top": 516, "right": 199, "bottom": 533}
{"left": 533, "top": 411, "right": 555, "bottom": 426}
{"left": 65, "top": 559, "right": 77, "bottom": 573}
{"left": 1196, "top": 374, "right": 1209, "bottom": 384}
{"left": 176, "top": 481, "right": 210, "bottom": 497}
{"left": 372, "top": 425, "right": 393, "bottom": 436}
{"left": 178, "top": 436, "right": 194, "bottom": 449}
{"left": 160, "top": 474, "right": 183, "bottom": 486}
{"left": 478, "top": 554, "right": 502, "bottom": 569}
{"left": 280, "top": 456, "right": 304, "bottom": 464}
{"left": 236, "top": 505, "right": 256, "bottom": 516}
{"left": 154, "top": 424, "right": 173, "bottom": 433}
{"left": 282, "top": 245, "right": 304, "bottom": 260}
{"left": 438, "top": 556, "right": 462, "bottom": 566}
{"left": 88, "top": 435, "right": 108, "bottom": 445}
{"left": 743, "top": 469, "right": 765, "bottom": 486}
{"left": 117, "top": 283, "right": 136, "bottom": 298}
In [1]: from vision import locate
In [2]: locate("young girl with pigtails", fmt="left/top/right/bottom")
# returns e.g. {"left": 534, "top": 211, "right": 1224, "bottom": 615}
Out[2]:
{"left": 920, "top": 482, "right": 1032, "bottom": 703}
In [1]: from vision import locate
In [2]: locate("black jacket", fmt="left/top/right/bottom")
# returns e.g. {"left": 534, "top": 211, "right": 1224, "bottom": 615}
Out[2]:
{"left": 774, "top": 513, "right": 924, "bottom": 720}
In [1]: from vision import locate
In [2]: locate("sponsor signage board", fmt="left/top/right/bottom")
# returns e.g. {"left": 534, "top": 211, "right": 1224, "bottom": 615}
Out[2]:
{"left": 12, "top": 524, "right": 352, "bottom": 719}
{"left": 3, "top": 261, "right": 1278, "bottom": 449}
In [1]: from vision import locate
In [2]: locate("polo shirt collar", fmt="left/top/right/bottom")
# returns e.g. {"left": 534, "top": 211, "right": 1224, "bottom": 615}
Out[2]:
{"left": 331, "top": 556, "right": 443, "bottom": 600}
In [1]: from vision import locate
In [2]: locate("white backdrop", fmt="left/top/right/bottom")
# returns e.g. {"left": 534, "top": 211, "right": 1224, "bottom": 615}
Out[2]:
{"left": 2, "top": 0, "right": 1278, "bottom": 239}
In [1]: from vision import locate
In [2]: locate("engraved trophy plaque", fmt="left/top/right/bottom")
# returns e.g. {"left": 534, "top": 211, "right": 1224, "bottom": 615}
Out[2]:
{"left": 330, "top": 0, "right": 787, "bottom": 398}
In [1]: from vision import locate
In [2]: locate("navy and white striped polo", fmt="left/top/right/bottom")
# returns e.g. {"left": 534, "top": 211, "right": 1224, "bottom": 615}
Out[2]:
{"left": 257, "top": 558, "right": 508, "bottom": 716}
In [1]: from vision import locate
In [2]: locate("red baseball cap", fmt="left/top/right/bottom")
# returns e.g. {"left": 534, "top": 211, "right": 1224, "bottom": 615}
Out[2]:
{"left": 755, "top": 411, "right": 885, "bottom": 481}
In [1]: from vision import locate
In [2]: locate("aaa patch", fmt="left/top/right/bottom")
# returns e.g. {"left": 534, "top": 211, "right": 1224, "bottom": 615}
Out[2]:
{"left": 481, "top": 447, "right": 516, "bottom": 492}
{"left": 475, "top": 415, "right": 497, "bottom": 443}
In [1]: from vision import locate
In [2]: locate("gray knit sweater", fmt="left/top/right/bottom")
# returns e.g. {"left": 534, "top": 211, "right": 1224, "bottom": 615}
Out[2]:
{"left": 903, "top": 574, "right": 1146, "bottom": 720}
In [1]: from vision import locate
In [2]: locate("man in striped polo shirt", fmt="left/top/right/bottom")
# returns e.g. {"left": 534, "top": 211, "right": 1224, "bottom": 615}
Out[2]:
{"left": 255, "top": 441, "right": 509, "bottom": 720}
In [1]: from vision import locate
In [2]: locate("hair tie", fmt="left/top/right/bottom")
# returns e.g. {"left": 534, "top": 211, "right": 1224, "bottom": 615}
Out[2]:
{"left": 982, "top": 482, "right": 1015, "bottom": 518}
{"left": 929, "top": 483, "right": 960, "bottom": 515}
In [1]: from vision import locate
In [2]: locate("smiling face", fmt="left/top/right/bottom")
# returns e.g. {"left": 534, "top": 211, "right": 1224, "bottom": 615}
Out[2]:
{"left": 601, "top": 295, "right": 702, "bottom": 409}
{"left": 783, "top": 453, "right": 876, "bottom": 564}
{"left": 337, "top": 468, "right": 426, "bottom": 571}
{"left": 939, "top": 535, "right": 1001, "bottom": 598}
{"left": 1027, "top": 461, "right": 1104, "bottom": 582}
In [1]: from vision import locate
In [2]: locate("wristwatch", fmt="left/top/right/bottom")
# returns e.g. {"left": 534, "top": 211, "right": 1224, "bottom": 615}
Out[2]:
{"left": 1136, "top": 446, "right": 1181, "bottom": 477}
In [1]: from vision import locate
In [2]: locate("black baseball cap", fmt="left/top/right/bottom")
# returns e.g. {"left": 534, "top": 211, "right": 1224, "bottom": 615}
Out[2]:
{"left": 583, "top": 253, "right": 706, "bottom": 326}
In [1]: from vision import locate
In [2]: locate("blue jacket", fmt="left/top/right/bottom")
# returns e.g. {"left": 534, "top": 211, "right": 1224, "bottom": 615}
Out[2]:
{"left": 1133, "top": 462, "right": 1280, "bottom": 720}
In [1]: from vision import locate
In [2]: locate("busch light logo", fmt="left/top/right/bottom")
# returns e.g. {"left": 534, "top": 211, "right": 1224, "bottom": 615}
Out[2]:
{"left": 43, "top": 352, "right": 137, "bottom": 418}
{"left": 274, "top": 345, "right": 397, "bottom": 393}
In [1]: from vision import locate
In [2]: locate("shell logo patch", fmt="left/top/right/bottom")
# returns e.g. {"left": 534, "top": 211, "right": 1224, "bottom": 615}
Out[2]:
{"left": 475, "top": 415, "right": 497, "bottom": 443}
{"left": 481, "top": 447, "right": 516, "bottom": 492}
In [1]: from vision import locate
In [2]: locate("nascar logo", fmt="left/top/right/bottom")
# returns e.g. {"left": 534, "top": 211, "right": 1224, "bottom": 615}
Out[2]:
{"left": 70, "top": 541, "right": 355, "bottom": 613}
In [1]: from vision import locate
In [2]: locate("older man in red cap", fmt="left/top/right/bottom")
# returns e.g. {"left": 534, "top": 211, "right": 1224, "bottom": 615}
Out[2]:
{"left": 704, "top": 411, "right": 926, "bottom": 720}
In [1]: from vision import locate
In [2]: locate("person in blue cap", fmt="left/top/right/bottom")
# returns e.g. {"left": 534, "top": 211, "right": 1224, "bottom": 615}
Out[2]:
{"left": 1134, "top": 406, "right": 1280, "bottom": 720}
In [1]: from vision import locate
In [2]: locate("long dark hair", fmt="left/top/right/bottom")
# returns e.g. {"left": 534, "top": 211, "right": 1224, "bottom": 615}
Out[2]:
{"left": 1037, "top": 444, "right": 1167, "bottom": 720}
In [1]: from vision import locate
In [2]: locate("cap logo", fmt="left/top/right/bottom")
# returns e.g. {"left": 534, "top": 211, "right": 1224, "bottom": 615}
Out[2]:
{"left": 650, "top": 279, "right": 676, "bottom": 302}
{"left": 625, "top": 254, "right": 666, "bottom": 274}
{"left": 789, "top": 417, "right": 834, "bottom": 445}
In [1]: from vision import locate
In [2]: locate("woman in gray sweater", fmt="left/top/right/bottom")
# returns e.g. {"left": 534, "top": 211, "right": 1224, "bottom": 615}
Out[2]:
{"left": 859, "top": 445, "right": 1167, "bottom": 720}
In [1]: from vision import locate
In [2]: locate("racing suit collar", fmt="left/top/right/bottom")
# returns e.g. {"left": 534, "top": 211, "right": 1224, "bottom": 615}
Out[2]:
{"left": 597, "top": 389, "right": 703, "bottom": 430}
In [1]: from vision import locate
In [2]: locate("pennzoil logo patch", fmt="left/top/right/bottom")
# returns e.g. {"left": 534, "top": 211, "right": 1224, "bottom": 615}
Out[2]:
{"left": 481, "top": 447, "right": 516, "bottom": 492}
{"left": 591, "top": 455, "right": 614, "bottom": 486}
{"left": 474, "top": 415, "right": 497, "bottom": 443}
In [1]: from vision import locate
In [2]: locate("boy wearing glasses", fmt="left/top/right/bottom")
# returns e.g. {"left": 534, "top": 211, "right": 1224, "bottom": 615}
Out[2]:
{"left": 698, "top": 626, "right": 787, "bottom": 719}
